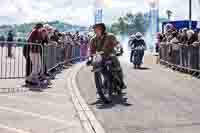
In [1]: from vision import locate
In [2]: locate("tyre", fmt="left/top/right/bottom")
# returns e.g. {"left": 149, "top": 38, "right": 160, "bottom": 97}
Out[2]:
{"left": 112, "top": 74, "right": 122, "bottom": 95}
{"left": 94, "top": 72, "right": 111, "bottom": 102}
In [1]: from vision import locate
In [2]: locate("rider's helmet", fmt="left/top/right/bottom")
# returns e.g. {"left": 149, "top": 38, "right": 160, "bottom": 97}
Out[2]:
{"left": 93, "top": 23, "right": 106, "bottom": 33}
{"left": 135, "top": 32, "right": 143, "bottom": 40}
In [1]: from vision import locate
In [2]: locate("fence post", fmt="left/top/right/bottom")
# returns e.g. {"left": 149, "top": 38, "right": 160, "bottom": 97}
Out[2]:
{"left": 188, "top": 45, "right": 192, "bottom": 69}
{"left": 199, "top": 45, "right": 200, "bottom": 70}
{"left": 179, "top": 44, "right": 183, "bottom": 67}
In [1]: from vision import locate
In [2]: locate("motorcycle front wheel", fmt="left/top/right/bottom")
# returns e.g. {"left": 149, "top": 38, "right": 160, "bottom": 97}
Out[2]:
{"left": 94, "top": 72, "right": 112, "bottom": 102}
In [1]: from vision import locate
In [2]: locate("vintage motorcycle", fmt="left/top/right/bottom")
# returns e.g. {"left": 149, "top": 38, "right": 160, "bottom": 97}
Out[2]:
{"left": 87, "top": 52, "right": 122, "bottom": 103}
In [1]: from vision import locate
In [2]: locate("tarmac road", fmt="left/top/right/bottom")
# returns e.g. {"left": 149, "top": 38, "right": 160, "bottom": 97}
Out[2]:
{"left": 76, "top": 55, "right": 200, "bottom": 133}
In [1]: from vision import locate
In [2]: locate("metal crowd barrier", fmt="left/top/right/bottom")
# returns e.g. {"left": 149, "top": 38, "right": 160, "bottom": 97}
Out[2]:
{"left": 159, "top": 42, "right": 200, "bottom": 77}
{"left": 0, "top": 41, "right": 43, "bottom": 79}
{"left": 0, "top": 41, "right": 88, "bottom": 79}
{"left": 43, "top": 43, "right": 65, "bottom": 72}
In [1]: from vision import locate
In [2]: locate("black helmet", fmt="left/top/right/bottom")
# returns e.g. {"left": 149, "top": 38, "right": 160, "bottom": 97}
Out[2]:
{"left": 93, "top": 23, "right": 106, "bottom": 33}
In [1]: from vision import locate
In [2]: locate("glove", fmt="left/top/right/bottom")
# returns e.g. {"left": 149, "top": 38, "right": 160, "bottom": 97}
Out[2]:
{"left": 86, "top": 56, "right": 93, "bottom": 66}
{"left": 94, "top": 54, "right": 102, "bottom": 63}
{"left": 86, "top": 60, "right": 92, "bottom": 66}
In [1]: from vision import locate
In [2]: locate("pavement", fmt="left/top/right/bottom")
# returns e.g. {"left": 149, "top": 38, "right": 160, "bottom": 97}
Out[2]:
{"left": 0, "top": 66, "right": 85, "bottom": 133}
{"left": 76, "top": 54, "right": 200, "bottom": 133}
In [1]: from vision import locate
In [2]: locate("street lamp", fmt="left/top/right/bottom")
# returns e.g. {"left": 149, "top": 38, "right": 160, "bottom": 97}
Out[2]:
{"left": 189, "top": 0, "right": 192, "bottom": 29}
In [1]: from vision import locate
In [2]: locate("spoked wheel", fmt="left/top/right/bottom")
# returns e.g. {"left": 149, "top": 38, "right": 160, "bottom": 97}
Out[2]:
{"left": 112, "top": 74, "right": 122, "bottom": 95}
{"left": 94, "top": 72, "right": 112, "bottom": 103}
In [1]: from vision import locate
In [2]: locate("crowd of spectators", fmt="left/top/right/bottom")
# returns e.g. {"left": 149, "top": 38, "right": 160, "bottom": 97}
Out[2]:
{"left": 156, "top": 24, "right": 200, "bottom": 52}
{"left": 23, "top": 23, "right": 90, "bottom": 85}
{"left": 156, "top": 24, "right": 200, "bottom": 70}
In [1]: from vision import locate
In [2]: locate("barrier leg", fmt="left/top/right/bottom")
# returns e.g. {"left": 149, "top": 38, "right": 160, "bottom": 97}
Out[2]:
{"left": 180, "top": 47, "right": 183, "bottom": 67}
{"left": 199, "top": 47, "right": 200, "bottom": 70}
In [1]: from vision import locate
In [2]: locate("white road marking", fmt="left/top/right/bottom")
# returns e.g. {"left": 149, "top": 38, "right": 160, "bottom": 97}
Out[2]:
{"left": 0, "top": 106, "right": 66, "bottom": 124}
{"left": 0, "top": 123, "right": 31, "bottom": 133}
{"left": 0, "top": 94, "right": 66, "bottom": 107}
{"left": 68, "top": 64, "right": 106, "bottom": 133}
{"left": 43, "top": 92, "right": 68, "bottom": 97}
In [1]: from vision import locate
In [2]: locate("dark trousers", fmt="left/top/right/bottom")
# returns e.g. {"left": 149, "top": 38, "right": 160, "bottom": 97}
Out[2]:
{"left": 25, "top": 57, "right": 32, "bottom": 77}
{"left": 130, "top": 50, "right": 134, "bottom": 63}
{"left": 40, "top": 53, "right": 47, "bottom": 75}
{"left": 8, "top": 45, "right": 12, "bottom": 57}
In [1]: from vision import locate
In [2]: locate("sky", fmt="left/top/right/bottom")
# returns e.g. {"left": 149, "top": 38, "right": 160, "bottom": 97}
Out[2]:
{"left": 0, "top": 0, "right": 200, "bottom": 26}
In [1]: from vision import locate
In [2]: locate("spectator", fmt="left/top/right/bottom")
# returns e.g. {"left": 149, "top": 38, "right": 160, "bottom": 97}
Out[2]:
{"left": 40, "top": 28, "right": 49, "bottom": 77}
{"left": 165, "top": 29, "right": 173, "bottom": 42}
{"left": 80, "top": 36, "right": 88, "bottom": 61}
{"left": 170, "top": 31, "right": 180, "bottom": 44}
{"left": 7, "top": 30, "right": 14, "bottom": 58}
{"left": 63, "top": 33, "right": 74, "bottom": 66}
{"left": 155, "top": 33, "right": 163, "bottom": 53}
{"left": 198, "top": 32, "right": 200, "bottom": 42}
{"left": 25, "top": 23, "right": 43, "bottom": 84}
{"left": 0, "top": 35, "right": 5, "bottom": 47}
{"left": 193, "top": 29, "right": 199, "bottom": 42}
{"left": 187, "top": 30, "right": 196, "bottom": 45}
{"left": 44, "top": 24, "right": 54, "bottom": 40}
{"left": 50, "top": 30, "right": 60, "bottom": 43}
{"left": 74, "top": 31, "right": 80, "bottom": 41}
{"left": 179, "top": 28, "right": 188, "bottom": 44}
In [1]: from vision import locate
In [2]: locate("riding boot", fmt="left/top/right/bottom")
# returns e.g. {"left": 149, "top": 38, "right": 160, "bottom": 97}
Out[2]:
{"left": 118, "top": 70, "right": 127, "bottom": 89}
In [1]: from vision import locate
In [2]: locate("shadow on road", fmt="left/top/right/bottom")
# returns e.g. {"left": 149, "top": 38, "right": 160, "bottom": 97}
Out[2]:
{"left": 21, "top": 84, "right": 51, "bottom": 92}
{"left": 89, "top": 93, "right": 132, "bottom": 109}
{"left": 138, "top": 67, "right": 151, "bottom": 70}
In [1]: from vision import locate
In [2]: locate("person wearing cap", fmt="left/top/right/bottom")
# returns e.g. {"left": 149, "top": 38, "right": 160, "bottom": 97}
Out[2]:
{"left": 24, "top": 23, "right": 44, "bottom": 84}
{"left": 50, "top": 30, "right": 60, "bottom": 44}
{"left": 179, "top": 28, "right": 188, "bottom": 44}
{"left": 89, "top": 23, "right": 126, "bottom": 90}
{"left": 187, "top": 30, "right": 196, "bottom": 45}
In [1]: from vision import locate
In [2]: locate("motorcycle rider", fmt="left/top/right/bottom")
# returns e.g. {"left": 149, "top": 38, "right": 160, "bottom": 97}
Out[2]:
{"left": 88, "top": 23, "right": 127, "bottom": 103}
{"left": 128, "top": 34, "right": 136, "bottom": 62}
{"left": 130, "top": 32, "right": 146, "bottom": 69}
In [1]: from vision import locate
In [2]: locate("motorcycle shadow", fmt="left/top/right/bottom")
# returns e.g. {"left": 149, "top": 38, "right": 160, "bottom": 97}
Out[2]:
{"left": 137, "top": 67, "right": 151, "bottom": 70}
{"left": 89, "top": 93, "right": 132, "bottom": 109}
{"left": 133, "top": 67, "right": 151, "bottom": 70}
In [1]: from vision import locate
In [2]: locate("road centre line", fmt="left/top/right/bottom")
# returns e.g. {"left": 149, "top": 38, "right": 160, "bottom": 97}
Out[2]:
{"left": 0, "top": 106, "right": 66, "bottom": 124}
{"left": 0, "top": 94, "right": 67, "bottom": 107}
{"left": 0, "top": 123, "right": 31, "bottom": 133}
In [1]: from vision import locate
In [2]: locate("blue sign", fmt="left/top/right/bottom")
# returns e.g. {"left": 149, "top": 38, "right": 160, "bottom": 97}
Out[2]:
{"left": 162, "top": 20, "right": 200, "bottom": 32}
{"left": 95, "top": 9, "right": 103, "bottom": 24}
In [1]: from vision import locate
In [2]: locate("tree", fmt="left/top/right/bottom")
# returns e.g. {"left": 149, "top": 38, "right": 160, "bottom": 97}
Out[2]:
{"left": 133, "top": 13, "right": 146, "bottom": 34}
{"left": 118, "top": 17, "right": 127, "bottom": 35}
{"left": 110, "top": 12, "right": 150, "bottom": 35}
{"left": 166, "top": 10, "right": 173, "bottom": 20}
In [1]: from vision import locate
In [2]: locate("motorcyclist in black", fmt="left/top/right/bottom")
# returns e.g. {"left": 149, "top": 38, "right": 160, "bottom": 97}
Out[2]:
{"left": 130, "top": 32, "right": 146, "bottom": 69}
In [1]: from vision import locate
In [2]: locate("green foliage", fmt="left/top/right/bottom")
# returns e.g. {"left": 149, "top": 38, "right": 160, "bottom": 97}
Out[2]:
{"left": 0, "top": 21, "right": 87, "bottom": 38}
{"left": 110, "top": 12, "right": 149, "bottom": 36}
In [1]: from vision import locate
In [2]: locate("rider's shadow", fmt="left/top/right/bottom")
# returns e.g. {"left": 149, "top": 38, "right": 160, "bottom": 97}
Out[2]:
{"left": 89, "top": 93, "right": 132, "bottom": 109}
